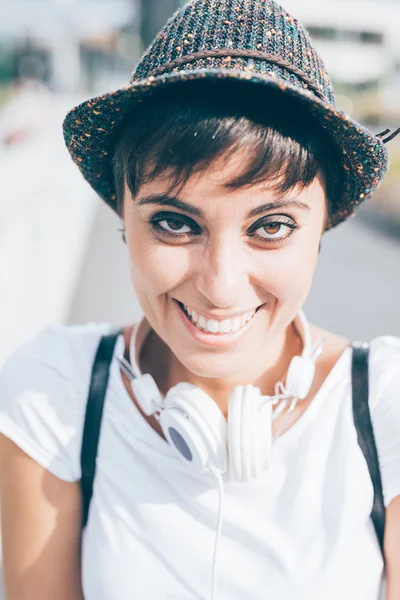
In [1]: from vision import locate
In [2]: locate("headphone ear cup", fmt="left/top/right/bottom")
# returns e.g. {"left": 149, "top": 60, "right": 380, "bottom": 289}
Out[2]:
{"left": 285, "top": 356, "right": 315, "bottom": 400}
{"left": 228, "top": 385, "right": 273, "bottom": 482}
{"left": 159, "top": 382, "right": 228, "bottom": 475}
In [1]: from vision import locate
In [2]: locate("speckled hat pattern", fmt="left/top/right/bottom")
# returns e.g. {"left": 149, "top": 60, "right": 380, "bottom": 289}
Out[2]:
{"left": 63, "top": 0, "right": 396, "bottom": 229}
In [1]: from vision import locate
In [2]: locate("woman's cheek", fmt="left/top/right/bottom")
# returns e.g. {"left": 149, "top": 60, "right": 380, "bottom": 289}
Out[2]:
{"left": 128, "top": 239, "right": 192, "bottom": 294}
{"left": 262, "top": 241, "right": 319, "bottom": 304}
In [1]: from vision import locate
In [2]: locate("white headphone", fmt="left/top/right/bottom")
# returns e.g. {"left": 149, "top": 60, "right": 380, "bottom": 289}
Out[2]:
{"left": 118, "top": 310, "right": 324, "bottom": 483}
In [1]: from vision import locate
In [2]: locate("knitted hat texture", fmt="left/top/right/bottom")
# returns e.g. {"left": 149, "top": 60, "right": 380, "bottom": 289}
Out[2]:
{"left": 63, "top": 0, "right": 393, "bottom": 228}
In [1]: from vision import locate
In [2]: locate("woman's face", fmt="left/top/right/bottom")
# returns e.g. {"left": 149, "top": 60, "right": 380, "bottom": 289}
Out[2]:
{"left": 123, "top": 150, "right": 327, "bottom": 381}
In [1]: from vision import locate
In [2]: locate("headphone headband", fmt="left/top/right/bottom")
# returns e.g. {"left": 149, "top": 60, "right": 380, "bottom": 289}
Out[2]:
{"left": 293, "top": 309, "right": 312, "bottom": 358}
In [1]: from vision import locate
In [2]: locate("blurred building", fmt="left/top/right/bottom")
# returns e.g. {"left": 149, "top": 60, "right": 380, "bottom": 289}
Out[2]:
{"left": 0, "top": 0, "right": 138, "bottom": 94}
{"left": 141, "top": 0, "right": 181, "bottom": 47}
{"left": 179, "top": 0, "right": 400, "bottom": 122}
{"left": 279, "top": 0, "right": 400, "bottom": 122}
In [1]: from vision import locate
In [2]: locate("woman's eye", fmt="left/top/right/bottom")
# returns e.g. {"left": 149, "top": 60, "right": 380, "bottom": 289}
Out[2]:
{"left": 150, "top": 214, "right": 197, "bottom": 238}
{"left": 253, "top": 220, "right": 298, "bottom": 241}
{"left": 157, "top": 218, "right": 191, "bottom": 234}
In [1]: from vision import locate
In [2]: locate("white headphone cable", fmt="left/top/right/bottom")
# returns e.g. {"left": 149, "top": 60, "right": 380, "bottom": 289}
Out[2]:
{"left": 273, "top": 396, "right": 299, "bottom": 440}
{"left": 311, "top": 337, "right": 325, "bottom": 361}
{"left": 207, "top": 464, "right": 225, "bottom": 600}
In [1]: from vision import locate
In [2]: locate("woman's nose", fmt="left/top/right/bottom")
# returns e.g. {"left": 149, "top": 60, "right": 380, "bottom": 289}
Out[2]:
{"left": 193, "top": 238, "right": 248, "bottom": 308}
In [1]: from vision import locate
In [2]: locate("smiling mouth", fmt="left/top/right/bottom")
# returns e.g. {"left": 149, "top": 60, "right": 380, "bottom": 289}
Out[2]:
{"left": 173, "top": 298, "right": 266, "bottom": 347}
{"left": 175, "top": 300, "right": 265, "bottom": 330}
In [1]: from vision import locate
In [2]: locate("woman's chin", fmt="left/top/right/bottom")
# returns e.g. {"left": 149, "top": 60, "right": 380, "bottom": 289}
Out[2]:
{"left": 174, "top": 353, "right": 252, "bottom": 381}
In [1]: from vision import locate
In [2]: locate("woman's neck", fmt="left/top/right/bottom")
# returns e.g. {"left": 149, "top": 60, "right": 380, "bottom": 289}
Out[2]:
{"left": 139, "top": 321, "right": 303, "bottom": 419}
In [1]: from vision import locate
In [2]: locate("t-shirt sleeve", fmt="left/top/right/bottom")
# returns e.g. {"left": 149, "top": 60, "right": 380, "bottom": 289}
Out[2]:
{"left": 369, "top": 336, "right": 400, "bottom": 508}
{"left": 0, "top": 325, "right": 98, "bottom": 482}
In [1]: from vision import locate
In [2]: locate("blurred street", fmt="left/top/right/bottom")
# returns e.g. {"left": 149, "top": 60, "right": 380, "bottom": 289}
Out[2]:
{"left": 306, "top": 212, "right": 400, "bottom": 341}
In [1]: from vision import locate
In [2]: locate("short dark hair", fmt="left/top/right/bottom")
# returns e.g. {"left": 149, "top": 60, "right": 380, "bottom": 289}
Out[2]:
{"left": 112, "top": 79, "right": 343, "bottom": 228}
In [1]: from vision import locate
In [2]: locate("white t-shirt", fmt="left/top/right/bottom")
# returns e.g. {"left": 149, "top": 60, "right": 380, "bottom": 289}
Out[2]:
{"left": 0, "top": 319, "right": 399, "bottom": 600}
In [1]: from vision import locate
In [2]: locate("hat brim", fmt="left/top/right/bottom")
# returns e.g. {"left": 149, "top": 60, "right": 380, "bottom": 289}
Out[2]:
{"left": 63, "top": 68, "right": 388, "bottom": 229}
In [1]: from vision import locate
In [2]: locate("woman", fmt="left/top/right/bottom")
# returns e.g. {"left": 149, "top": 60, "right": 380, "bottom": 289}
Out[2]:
{"left": 0, "top": 0, "right": 399, "bottom": 599}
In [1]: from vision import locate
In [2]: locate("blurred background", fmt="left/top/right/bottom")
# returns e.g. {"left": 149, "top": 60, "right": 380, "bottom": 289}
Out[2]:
{"left": 1, "top": 0, "right": 400, "bottom": 371}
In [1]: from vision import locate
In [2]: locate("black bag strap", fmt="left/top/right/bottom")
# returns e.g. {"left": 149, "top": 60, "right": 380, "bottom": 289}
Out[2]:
{"left": 351, "top": 342, "right": 385, "bottom": 558}
{"left": 80, "top": 329, "right": 122, "bottom": 528}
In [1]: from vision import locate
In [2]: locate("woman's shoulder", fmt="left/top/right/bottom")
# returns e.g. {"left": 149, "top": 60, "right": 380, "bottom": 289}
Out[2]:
{"left": 309, "top": 325, "right": 400, "bottom": 395}
{"left": 314, "top": 326, "right": 400, "bottom": 402}
{"left": 0, "top": 321, "right": 124, "bottom": 482}
{"left": 311, "top": 323, "right": 400, "bottom": 370}
{"left": 1, "top": 321, "right": 119, "bottom": 388}
{"left": 367, "top": 335, "right": 400, "bottom": 404}
{"left": 365, "top": 336, "right": 400, "bottom": 507}
{"left": 369, "top": 334, "right": 400, "bottom": 370}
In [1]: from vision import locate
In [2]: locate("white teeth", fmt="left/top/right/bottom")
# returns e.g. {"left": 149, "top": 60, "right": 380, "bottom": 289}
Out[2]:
{"left": 182, "top": 303, "right": 257, "bottom": 334}
{"left": 220, "top": 319, "right": 232, "bottom": 333}
{"left": 231, "top": 317, "right": 240, "bottom": 332}
{"left": 198, "top": 315, "right": 207, "bottom": 329}
{"left": 206, "top": 320, "right": 220, "bottom": 333}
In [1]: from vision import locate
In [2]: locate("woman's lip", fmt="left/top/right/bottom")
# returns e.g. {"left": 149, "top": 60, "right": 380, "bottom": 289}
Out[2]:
{"left": 174, "top": 299, "right": 263, "bottom": 347}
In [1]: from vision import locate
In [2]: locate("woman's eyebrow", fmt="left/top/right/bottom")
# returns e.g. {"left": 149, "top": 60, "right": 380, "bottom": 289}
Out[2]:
{"left": 136, "top": 194, "right": 311, "bottom": 218}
